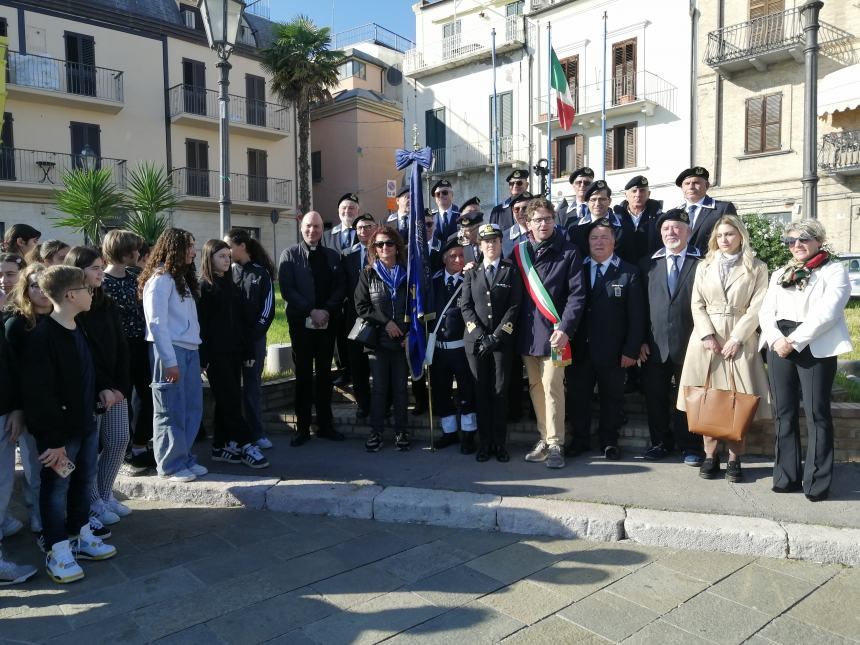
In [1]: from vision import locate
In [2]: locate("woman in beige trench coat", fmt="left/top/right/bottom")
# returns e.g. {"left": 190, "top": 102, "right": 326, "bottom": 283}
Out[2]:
{"left": 678, "top": 214, "right": 771, "bottom": 483}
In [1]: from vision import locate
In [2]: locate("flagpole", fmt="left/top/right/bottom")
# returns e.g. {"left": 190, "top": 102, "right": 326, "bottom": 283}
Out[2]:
{"left": 491, "top": 27, "right": 499, "bottom": 206}
{"left": 601, "top": 11, "right": 607, "bottom": 178}
{"left": 546, "top": 22, "right": 552, "bottom": 201}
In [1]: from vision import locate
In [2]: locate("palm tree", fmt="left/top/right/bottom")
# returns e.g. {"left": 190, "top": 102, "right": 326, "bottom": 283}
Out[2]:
{"left": 124, "top": 162, "right": 178, "bottom": 244}
{"left": 53, "top": 168, "right": 125, "bottom": 245}
{"left": 261, "top": 16, "right": 344, "bottom": 214}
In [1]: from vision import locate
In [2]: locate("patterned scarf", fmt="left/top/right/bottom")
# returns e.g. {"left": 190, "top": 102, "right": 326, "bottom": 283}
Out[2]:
{"left": 718, "top": 251, "right": 741, "bottom": 287}
{"left": 778, "top": 250, "right": 830, "bottom": 291}
{"left": 373, "top": 259, "right": 406, "bottom": 303}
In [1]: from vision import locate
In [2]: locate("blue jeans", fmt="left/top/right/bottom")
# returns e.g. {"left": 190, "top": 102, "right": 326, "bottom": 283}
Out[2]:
{"left": 242, "top": 336, "right": 267, "bottom": 440}
{"left": 150, "top": 345, "right": 203, "bottom": 476}
{"left": 40, "top": 423, "right": 98, "bottom": 550}
{"left": 0, "top": 416, "right": 14, "bottom": 541}
{"left": 17, "top": 431, "right": 41, "bottom": 517}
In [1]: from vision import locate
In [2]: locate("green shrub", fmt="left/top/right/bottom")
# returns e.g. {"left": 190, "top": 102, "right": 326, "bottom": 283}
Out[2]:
{"left": 742, "top": 213, "right": 791, "bottom": 271}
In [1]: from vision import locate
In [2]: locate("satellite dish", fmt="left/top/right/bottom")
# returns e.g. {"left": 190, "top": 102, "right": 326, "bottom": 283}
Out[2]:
{"left": 386, "top": 66, "right": 403, "bottom": 86}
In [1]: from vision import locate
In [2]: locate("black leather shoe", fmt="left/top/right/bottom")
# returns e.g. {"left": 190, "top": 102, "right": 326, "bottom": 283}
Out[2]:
{"left": 290, "top": 430, "right": 311, "bottom": 447}
{"left": 699, "top": 456, "right": 721, "bottom": 479}
{"left": 460, "top": 432, "right": 477, "bottom": 455}
{"left": 436, "top": 433, "right": 459, "bottom": 449}
{"left": 476, "top": 447, "right": 491, "bottom": 462}
{"left": 725, "top": 460, "right": 744, "bottom": 483}
{"left": 772, "top": 483, "right": 802, "bottom": 493}
{"left": 495, "top": 446, "right": 510, "bottom": 463}
{"left": 316, "top": 427, "right": 345, "bottom": 441}
{"left": 805, "top": 490, "right": 829, "bottom": 502}
{"left": 603, "top": 445, "right": 621, "bottom": 461}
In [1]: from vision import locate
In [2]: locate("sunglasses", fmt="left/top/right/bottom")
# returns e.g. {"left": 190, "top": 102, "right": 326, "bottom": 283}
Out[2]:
{"left": 435, "top": 190, "right": 450, "bottom": 197}
{"left": 509, "top": 180, "right": 524, "bottom": 187}
{"left": 374, "top": 240, "right": 396, "bottom": 249}
{"left": 783, "top": 236, "right": 813, "bottom": 247}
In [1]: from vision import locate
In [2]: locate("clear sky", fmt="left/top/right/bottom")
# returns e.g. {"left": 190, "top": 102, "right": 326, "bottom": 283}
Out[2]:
{"left": 269, "top": 0, "right": 417, "bottom": 42}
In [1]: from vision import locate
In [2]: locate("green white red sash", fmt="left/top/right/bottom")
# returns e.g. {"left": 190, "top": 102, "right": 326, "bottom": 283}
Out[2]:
{"left": 514, "top": 240, "right": 572, "bottom": 366}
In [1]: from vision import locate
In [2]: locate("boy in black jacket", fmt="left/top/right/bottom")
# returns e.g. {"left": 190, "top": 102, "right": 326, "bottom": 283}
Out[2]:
{"left": 22, "top": 266, "right": 116, "bottom": 583}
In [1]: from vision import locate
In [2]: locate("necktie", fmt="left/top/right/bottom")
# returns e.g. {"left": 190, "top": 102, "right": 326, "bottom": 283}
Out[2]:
{"left": 400, "top": 216, "right": 408, "bottom": 233}
{"left": 341, "top": 229, "right": 351, "bottom": 249}
{"left": 442, "top": 211, "right": 449, "bottom": 229}
{"left": 487, "top": 264, "right": 496, "bottom": 285}
{"left": 580, "top": 203, "right": 588, "bottom": 223}
{"left": 593, "top": 263, "right": 604, "bottom": 290}
{"left": 687, "top": 204, "right": 697, "bottom": 229}
{"left": 446, "top": 276, "right": 455, "bottom": 298}
{"left": 668, "top": 255, "right": 680, "bottom": 297}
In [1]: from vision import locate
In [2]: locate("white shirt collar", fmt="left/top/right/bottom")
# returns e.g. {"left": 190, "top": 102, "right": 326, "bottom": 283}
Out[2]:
{"left": 665, "top": 247, "right": 687, "bottom": 267}
{"left": 444, "top": 270, "right": 461, "bottom": 283}
{"left": 483, "top": 259, "right": 500, "bottom": 272}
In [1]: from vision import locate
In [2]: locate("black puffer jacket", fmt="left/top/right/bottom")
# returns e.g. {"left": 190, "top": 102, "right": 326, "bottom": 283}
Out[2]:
{"left": 354, "top": 264, "right": 409, "bottom": 351}
{"left": 198, "top": 273, "right": 244, "bottom": 366}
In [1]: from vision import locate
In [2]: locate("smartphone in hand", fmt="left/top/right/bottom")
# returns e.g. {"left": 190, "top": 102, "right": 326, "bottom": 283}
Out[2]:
{"left": 52, "top": 457, "right": 76, "bottom": 478}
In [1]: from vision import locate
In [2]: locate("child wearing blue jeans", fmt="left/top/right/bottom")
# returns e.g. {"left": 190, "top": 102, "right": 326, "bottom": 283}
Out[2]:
{"left": 22, "top": 266, "right": 116, "bottom": 583}
{"left": 139, "top": 229, "right": 205, "bottom": 483}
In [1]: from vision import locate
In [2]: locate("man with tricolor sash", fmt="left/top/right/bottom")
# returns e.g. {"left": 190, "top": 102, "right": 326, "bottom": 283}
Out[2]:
{"left": 514, "top": 197, "right": 585, "bottom": 469}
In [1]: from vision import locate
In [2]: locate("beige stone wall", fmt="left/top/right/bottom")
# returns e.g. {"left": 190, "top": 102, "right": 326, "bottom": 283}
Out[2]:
{"left": 695, "top": 1, "right": 860, "bottom": 250}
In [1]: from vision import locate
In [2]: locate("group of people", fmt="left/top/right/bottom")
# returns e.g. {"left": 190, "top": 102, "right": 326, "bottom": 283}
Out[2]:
{"left": 0, "top": 224, "right": 275, "bottom": 585}
{"left": 287, "top": 166, "right": 850, "bottom": 495}
{"left": 0, "top": 160, "right": 852, "bottom": 587}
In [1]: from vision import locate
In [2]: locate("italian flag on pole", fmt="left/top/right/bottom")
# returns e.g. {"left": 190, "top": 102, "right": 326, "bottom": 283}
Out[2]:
{"left": 550, "top": 47, "right": 575, "bottom": 131}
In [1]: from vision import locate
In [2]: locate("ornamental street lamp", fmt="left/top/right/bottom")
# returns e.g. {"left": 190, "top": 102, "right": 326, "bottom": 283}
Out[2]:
{"left": 80, "top": 144, "right": 97, "bottom": 172}
{"left": 198, "top": 0, "right": 246, "bottom": 236}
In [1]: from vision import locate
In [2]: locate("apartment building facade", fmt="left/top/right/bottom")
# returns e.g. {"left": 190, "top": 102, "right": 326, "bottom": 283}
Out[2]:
{"left": 0, "top": 0, "right": 297, "bottom": 259}
{"left": 403, "top": 0, "right": 691, "bottom": 210}
{"left": 695, "top": 0, "right": 859, "bottom": 250}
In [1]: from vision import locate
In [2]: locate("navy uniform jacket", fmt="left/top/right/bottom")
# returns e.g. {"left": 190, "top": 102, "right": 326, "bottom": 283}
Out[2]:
{"left": 515, "top": 233, "right": 585, "bottom": 357}
{"left": 557, "top": 200, "right": 590, "bottom": 229}
{"left": 343, "top": 242, "right": 368, "bottom": 324}
{"left": 572, "top": 255, "right": 645, "bottom": 364}
{"left": 639, "top": 246, "right": 702, "bottom": 363}
{"left": 322, "top": 222, "right": 356, "bottom": 255}
{"left": 431, "top": 271, "right": 466, "bottom": 343}
{"left": 566, "top": 212, "right": 635, "bottom": 266}
{"left": 432, "top": 206, "right": 460, "bottom": 243}
{"left": 459, "top": 258, "right": 522, "bottom": 353}
{"left": 681, "top": 195, "right": 737, "bottom": 255}
{"left": 278, "top": 243, "right": 346, "bottom": 322}
{"left": 386, "top": 212, "right": 410, "bottom": 240}
{"left": 613, "top": 199, "right": 663, "bottom": 264}
{"left": 490, "top": 197, "right": 514, "bottom": 232}
{"left": 502, "top": 225, "right": 530, "bottom": 259}
{"left": 462, "top": 242, "right": 482, "bottom": 266}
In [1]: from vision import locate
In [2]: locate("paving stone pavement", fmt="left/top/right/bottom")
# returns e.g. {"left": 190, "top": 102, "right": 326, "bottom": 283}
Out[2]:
{"left": 1, "top": 500, "right": 857, "bottom": 644}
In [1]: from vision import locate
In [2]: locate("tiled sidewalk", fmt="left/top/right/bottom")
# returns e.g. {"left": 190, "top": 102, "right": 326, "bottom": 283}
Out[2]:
{"left": 1, "top": 500, "right": 857, "bottom": 644}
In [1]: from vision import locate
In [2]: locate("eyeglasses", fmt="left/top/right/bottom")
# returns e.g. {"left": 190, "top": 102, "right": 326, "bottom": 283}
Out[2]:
{"left": 68, "top": 286, "right": 94, "bottom": 296}
{"left": 783, "top": 236, "right": 813, "bottom": 247}
{"left": 531, "top": 216, "right": 555, "bottom": 225}
{"left": 573, "top": 179, "right": 592, "bottom": 186}
{"left": 374, "top": 240, "right": 396, "bottom": 249}
{"left": 509, "top": 180, "right": 524, "bottom": 187}
{"left": 434, "top": 190, "right": 450, "bottom": 197}
{"left": 512, "top": 206, "right": 528, "bottom": 213}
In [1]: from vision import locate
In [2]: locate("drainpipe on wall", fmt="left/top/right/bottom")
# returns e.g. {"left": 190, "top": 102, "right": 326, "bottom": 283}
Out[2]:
{"left": 689, "top": 0, "right": 698, "bottom": 167}
{"left": 713, "top": 0, "right": 724, "bottom": 187}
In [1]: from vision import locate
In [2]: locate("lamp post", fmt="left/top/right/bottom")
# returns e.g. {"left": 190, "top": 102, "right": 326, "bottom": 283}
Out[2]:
{"left": 80, "top": 144, "right": 97, "bottom": 172}
{"left": 198, "top": 0, "right": 245, "bottom": 236}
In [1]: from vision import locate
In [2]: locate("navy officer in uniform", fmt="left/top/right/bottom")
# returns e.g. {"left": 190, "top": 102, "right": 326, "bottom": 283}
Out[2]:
{"left": 429, "top": 234, "right": 478, "bottom": 454}
{"left": 502, "top": 191, "right": 533, "bottom": 258}
{"left": 458, "top": 211, "right": 484, "bottom": 266}
{"left": 490, "top": 169, "right": 529, "bottom": 231}
{"left": 460, "top": 195, "right": 481, "bottom": 216}
{"left": 431, "top": 179, "right": 459, "bottom": 243}
{"left": 557, "top": 166, "right": 594, "bottom": 228}
{"left": 460, "top": 223, "right": 523, "bottom": 462}
{"left": 323, "top": 192, "right": 360, "bottom": 254}
{"left": 386, "top": 186, "right": 411, "bottom": 238}
{"left": 675, "top": 166, "right": 737, "bottom": 255}
{"left": 566, "top": 180, "right": 633, "bottom": 262}
{"left": 566, "top": 218, "right": 645, "bottom": 460}
{"left": 613, "top": 175, "right": 662, "bottom": 264}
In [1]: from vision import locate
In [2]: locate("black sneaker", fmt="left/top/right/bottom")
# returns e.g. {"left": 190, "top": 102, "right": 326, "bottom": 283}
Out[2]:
{"left": 124, "top": 449, "right": 154, "bottom": 474}
{"left": 240, "top": 443, "right": 270, "bottom": 469}
{"left": 88, "top": 516, "right": 112, "bottom": 540}
{"left": 699, "top": 456, "right": 721, "bottom": 480}
{"left": 725, "top": 460, "right": 744, "bottom": 483}
{"left": 365, "top": 431, "right": 383, "bottom": 452}
{"left": 211, "top": 443, "right": 242, "bottom": 464}
{"left": 394, "top": 432, "right": 411, "bottom": 451}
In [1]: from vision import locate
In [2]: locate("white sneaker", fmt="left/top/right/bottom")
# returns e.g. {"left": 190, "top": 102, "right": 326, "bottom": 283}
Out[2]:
{"left": 29, "top": 509, "right": 42, "bottom": 534}
{"left": 72, "top": 523, "right": 117, "bottom": 561}
{"left": 0, "top": 515, "right": 23, "bottom": 538}
{"left": 524, "top": 440, "right": 549, "bottom": 463}
{"left": 0, "top": 553, "right": 37, "bottom": 585}
{"left": 159, "top": 468, "right": 196, "bottom": 483}
{"left": 107, "top": 495, "right": 132, "bottom": 517}
{"left": 90, "top": 499, "right": 121, "bottom": 526}
{"left": 46, "top": 540, "right": 84, "bottom": 583}
{"left": 256, "top": 436, "right": 273, "bottom": 450}
{"left": 188, "top": 463, "right": 208, "bottom": 477}
{"left": 241, "top": 443, "right": 270, "bottom": 469}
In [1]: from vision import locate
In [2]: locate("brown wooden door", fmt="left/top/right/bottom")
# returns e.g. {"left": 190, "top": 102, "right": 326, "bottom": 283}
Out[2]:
{"left": 612, "top": 39, "right": 637, "bottom": 105}
{"left": 749, "top": 0, "right": 785, "bottom": 50}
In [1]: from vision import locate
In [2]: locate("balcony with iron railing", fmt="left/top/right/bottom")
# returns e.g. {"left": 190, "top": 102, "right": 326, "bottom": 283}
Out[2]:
{"left": 170, "top": 167, "right": 293, "bottom": 208}
{"left": 5, "top": 51, "right": 124, "bottom": 112}
{"left": 429, "top": 134, "right": 528, "bottom": 175}
{"left": 705, "top": 6, "right": 853, "bottom": 75}
{"left": 333, "top": 23, "right": 415, "bottom": 54}
{"left": 533, "top": 70, "right": 677, "bottom": 126}
{"left": 819, "top": 130, "right": 860, "bottom": 177}
{"left": 404, "top": 16, "right": 534, "bottom": 78}
{"left": 167, "top": 85, "right": 290, "bottom": 140}
{"left": 0, "top": 147, "right": 128, "bottom": 191}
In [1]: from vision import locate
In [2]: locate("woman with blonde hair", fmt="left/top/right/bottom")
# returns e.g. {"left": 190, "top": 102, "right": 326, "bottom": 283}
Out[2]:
{"left": 678, "top": 214, "right": 771, "bottom": 483}
{"left": 760, "top": 220, "right": 851, "bottom": 502}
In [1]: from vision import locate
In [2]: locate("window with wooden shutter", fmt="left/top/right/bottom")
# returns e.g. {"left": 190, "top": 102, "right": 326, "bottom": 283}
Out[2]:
{"left": 612, "top": 39, "right": 637, "bottom": 105}
{"left": 246, "top": 74, "right": 266, "bottom": 127}
{"left": 749, "top": 0, "right": 785, "bottom": 48}
{"left": 558, "top": 55, "right": 579, "bottom": 111}
{"left": 489, "top": 91, "right": 514, "bottom": 162}
{"left": 745, "top": 93, "right": 781, "bottom": 154}
{"left": 248, "top": 148, "right": 268, "bottom": 202}
{"left": 749, "top": 0, "right": 784, "bottom": 19}
{"left": 605, "top": 122, "right": 637, "bottom": 170}
{"left": 553, "top": 135, "right": 584, "bottom": 178}
{"left": 65, "top": 32, "right": 96, "bottom": 97}
{"left": 185, "top": 138, "right": 209, "bottom": 197}
{"left": 70, "top": 121, "right": 101, "bottom": 170}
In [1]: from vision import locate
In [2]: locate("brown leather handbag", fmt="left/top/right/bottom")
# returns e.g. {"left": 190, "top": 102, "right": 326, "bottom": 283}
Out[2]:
{"left": 684, "top": 357, "right": 760, "bottom": 442}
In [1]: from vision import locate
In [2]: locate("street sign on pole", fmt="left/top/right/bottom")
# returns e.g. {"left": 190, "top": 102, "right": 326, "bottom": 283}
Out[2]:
{"left": 386, "top": 179, "right": 397, "bottom": 211}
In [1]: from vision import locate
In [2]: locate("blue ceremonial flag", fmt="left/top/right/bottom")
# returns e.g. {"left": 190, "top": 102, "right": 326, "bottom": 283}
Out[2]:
{"left": 395, "top": 146, "right": 434, "bottom": 380}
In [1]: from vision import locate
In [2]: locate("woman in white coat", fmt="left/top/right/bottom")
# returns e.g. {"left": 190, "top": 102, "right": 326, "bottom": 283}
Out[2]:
{"left": 678, "top": 215, "right": 771, "bottom": 483}
{"left": 759, "top": 220, "right": 852, "bottom": 502}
